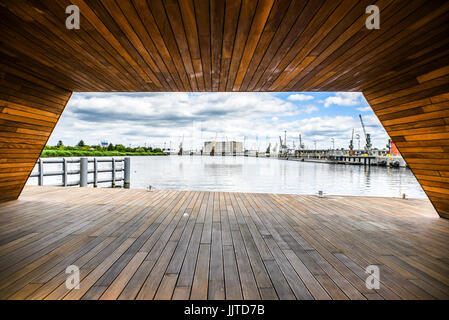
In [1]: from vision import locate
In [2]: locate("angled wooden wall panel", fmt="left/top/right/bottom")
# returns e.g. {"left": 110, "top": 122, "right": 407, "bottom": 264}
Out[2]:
{"left": 364, "top": 69, "right": 449, "bottom": 218}
{"left": 0, "top": 64, "right": 71, "bottom": 201}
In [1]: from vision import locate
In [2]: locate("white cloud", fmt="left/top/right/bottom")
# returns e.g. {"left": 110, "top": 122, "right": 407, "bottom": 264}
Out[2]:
{"left": 289, "top": 115, "right": 388, "bottom": 150}
{"left": 49, "top": 92, "right": 387, "bottom": 150}
{"left": 357, "top": 106, "right": 371, "bottom": 112}
{"left": 323, "top": 92, "right": 364, "bottom": 108}
{"left": 53, "top": 92, "right": 303, "bottom": 148}
{"left": 287, "top": 94, "right": 314, "bottom": 101}
{"left": 303, "top": 105, "right": 319, "bottom": 114}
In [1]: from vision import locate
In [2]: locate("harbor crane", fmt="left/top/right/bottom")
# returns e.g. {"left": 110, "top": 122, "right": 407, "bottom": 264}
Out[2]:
{"left": 279, "top": 131, "right": 291, "bottom": 157}
{"left": 279, "top": 135, "right": 287, "bottom": 157}
{"left": 284, "top": 131, "right": 287, "bottom": 150}
{"left": 298, "top": 134, "right": 304, "bottom": 150}
{"left": 359, "top": 114, "right": 372, "bottom": 154}
{"left": 279, "top": 136, "right": 283, "bottom": 157}
{"left": 178, "top": 134, "right": 184, "bottom": 155}
{"left": 210, "top": 132, "right": 217, "bottom": 156}
{"left": 349, "top": 129, "right": 354, "bottom": 155}
{"left": 279, "top": 131, "right": 288, "bottom": 150}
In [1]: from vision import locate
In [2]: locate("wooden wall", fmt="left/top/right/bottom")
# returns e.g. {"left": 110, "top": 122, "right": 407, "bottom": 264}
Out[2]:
{"left": 364, "top": 90, "right": 449, "bottom": 218}
{"left": 0, "top": 64, "right": 71, "bottom": 201}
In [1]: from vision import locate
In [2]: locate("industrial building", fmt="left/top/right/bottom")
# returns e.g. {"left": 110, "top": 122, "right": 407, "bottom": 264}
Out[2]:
{"left": 203, "top": 141, "right": 243, "bottom": 155}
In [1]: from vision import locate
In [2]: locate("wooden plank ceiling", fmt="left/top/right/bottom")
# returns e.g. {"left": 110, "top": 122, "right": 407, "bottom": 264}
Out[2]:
{"left": 0, "top": 0, "right": 448, "bottom": 217}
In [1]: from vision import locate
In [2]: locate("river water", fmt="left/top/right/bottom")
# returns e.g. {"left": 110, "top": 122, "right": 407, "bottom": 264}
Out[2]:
{"left": 27, "top": 156, "right": 426, "bottom": 198}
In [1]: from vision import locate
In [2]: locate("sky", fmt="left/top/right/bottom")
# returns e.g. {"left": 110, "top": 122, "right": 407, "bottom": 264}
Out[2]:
{"left": 49, "top": 92, "right": 389, "bottom": 151}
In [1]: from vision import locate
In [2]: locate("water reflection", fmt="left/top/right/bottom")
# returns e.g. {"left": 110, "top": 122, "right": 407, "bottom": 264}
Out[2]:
{"left": 128, "top": 156, "right": 426, "bottom": 198}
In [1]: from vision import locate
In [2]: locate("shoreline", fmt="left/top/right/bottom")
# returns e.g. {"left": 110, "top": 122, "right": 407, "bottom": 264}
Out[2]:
{"left": 40, "top": 151, "right": 168, "bottom": 158}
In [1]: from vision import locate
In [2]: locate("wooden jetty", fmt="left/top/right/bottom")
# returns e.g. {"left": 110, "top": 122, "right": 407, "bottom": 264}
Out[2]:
{"left": 0, "top": 186, "right": 448, "bottom": 300}
{"left": 0, "top": 0, "right": 448, "bottom": 301}
{"left": 0, "top": 1, "right": 448, "bottom": 218}
{"left": 287, "top": 156, "right": 377, "bottom": 166}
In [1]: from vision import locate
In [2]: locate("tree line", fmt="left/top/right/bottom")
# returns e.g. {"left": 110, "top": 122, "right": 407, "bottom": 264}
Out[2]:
{"left": 41, "top": 140, "right": 166, "bottom": 157}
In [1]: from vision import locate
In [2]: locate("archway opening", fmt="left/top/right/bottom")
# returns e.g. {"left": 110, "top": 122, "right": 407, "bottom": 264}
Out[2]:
{"left": 26, "top": 91, "right": 427, "bottom": 201}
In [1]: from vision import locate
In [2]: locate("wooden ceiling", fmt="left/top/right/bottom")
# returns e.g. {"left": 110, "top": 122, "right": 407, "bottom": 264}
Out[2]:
{"left": 0, "top": 0, "right": 448, "bottom": 217}
{"left": 1, "top": 0, "right": 447, "bottom": 93}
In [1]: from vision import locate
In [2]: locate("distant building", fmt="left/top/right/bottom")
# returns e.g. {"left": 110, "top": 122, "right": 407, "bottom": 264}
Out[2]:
{"left": 203, "top": 141, "right": 243, "bottom": 154}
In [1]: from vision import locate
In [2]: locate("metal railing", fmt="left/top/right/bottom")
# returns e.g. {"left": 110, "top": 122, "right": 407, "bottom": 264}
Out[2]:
{"left": 29, "top": 157, "right": 131, "bottom": 188}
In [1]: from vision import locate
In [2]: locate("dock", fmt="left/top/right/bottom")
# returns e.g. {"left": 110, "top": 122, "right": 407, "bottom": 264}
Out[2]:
{"left": 286, "top": 156, "right": 377, "bottom": 166}
{"left": 0, "top": 186, "right": 448, "bottom": 300}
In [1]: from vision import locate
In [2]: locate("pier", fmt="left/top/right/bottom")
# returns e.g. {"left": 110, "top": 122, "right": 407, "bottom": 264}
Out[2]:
{"left": 0, "top": 186, "right": 447, "bottom": 300}
{"left": 172, "top": 152, "right": 381, "bottom": 167}
{"left": 0, "top": 0, "right": 448, "bottom": 305}
{"left": 1, "top": 0, "right": 448, "bottom": 216}
{"left": 283, "top": 149, "right": 403, "bottom": 167}
{"left": 291, "top": 154, "right": 378, "bottom": 166}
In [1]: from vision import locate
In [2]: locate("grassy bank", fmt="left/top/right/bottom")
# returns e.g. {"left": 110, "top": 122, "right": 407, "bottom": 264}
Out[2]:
{"left": 41, "top": 141, "right": 168, "bottom": 158}
{"left": 41, "top": 150, "right": 167, "bottom": 157}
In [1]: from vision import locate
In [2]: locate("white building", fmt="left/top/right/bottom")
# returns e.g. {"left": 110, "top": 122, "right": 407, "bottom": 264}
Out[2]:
{"left": 203, "top": 141, "right": 243, "bottom": 154}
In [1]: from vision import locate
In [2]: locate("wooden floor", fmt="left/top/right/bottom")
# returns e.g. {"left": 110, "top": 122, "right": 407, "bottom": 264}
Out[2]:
{"left": 0, "top": 186, "right": 448, "bottom": 300}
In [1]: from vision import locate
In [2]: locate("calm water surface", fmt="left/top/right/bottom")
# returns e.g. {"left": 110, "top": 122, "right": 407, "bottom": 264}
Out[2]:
{"left": 28, "top": 156, "right": 426, "bottom": 198}
{"left": 130, "top": 156, "right": 425, "bottom": 198}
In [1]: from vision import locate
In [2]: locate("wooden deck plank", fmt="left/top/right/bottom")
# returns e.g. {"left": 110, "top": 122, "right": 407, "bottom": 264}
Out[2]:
{"left": 208, "top": 203, "right": 225, "bottom": 299}
{"left": 0, "top": 186, "right": 447, "bottom": 300}
{"left": 190, "top": 243, "right": 210, "bottom": 300}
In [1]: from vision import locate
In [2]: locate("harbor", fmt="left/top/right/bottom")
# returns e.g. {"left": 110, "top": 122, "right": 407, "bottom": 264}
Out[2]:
{"left": 27, "top": 112, "right": 411, "bottom": 194}
{"left": 25, "top": 119, "right": 416, "bottom": 197}
{"left": 171, "top": 150, "right": 406, "bottom": 168}
{"left": 27, "top": 155, "right": 425, "bottom": 199}
{"left": 167, "top": 115, "right": 407, "bottom": 168}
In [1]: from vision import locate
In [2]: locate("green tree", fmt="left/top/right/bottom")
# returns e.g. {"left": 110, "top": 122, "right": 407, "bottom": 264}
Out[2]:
{"left": 107, "top": 143, "right": 114, "bottom": 151}
{"left": 57, "top": 140, "right": 64, "bottom": 147}
{"left": 115, "top": 144, "right": 126, "bottom": 152}
{"left": 77, "top": 140, "right": 85, "bottom": 148}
